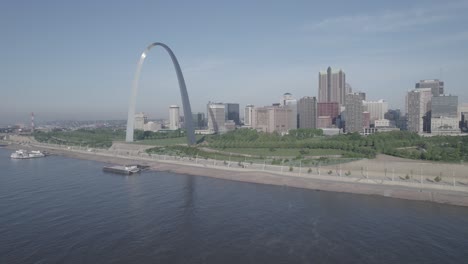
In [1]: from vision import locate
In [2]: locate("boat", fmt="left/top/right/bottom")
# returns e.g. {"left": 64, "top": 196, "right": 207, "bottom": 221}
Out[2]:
{"left": 10, "top": 150, "right": 46, "bottom": 159}
{"left": 103, "top": 165, "right": 141, "bottom": 175}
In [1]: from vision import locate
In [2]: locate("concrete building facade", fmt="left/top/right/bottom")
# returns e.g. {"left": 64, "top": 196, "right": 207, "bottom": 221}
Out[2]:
{"left": 297, "top": 96, "right": 317, "bottom": 129}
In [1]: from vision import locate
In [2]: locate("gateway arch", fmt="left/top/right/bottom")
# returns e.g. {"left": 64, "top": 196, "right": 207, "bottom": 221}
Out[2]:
{"left": 125, "top": 42, "right": 196, "bottom": 145}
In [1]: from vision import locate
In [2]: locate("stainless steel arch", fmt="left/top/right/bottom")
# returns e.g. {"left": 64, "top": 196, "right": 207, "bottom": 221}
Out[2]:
{"left": 125, "top": 42, "right": 196, "bottom": 145}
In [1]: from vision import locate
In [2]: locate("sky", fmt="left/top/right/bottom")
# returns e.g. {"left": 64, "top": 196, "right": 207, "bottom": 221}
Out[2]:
{"left": 1, "top": 0, "right": 468, "bottom": 125}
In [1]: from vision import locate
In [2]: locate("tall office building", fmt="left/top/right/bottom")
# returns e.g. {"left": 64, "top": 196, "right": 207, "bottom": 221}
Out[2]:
{"left": 134, "top": 112, "right": 147, "bottom": 130}
{"left": 297, "top": 96, "right": 317, "bottom": 129}
{"left": 344, "top": 93, "right": 363, "bottom": 133}
{"left": 280, "top": 93, "right": 298, "bottom": 129}
{"left": 318, "top": 67, "right": 346, "bottom": 105}
{"left": 317, "top": 102, "right": 340, "bottom": 126}
{"left": 225, "top": 103, "right": 240, "bottom": 125}
{"left": 244, "top": 105, "right": 254, "bottom": 126}
{"left": 192, "top": 112, "right": 205, "bottom": 130}
{"left": 431, "top": 95, "right": 459, "bottom": 134}
{"left": 169, "top": 105, "right": 180, "bottom": 130}
{"left": 207, "top": 102, "right": 225, "bottom": 133}
{"left": 251, "top": 105, "right": 292, "bottom": 134}
{"left": 363, "top": 99, "right": 389, "bottom": 124}
{"left": 406, "top": 88, "right": 432, "bottom": 133}
{"left": 416, "top": 79, "right": 444, "bottom": 97}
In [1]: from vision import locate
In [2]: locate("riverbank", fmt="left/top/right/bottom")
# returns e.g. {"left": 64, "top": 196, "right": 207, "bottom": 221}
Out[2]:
{"left": 3, "top": 143, "right": 468, "bottom": 207}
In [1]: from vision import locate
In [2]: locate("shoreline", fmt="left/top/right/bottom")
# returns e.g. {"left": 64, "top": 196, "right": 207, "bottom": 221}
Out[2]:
{"left": 4, "top": 143, "right": 468, "bottom": 207}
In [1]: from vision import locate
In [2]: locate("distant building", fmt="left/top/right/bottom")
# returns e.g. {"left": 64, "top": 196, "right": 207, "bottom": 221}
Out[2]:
{"left": 225, "top": 103, "right": 240, "bottom": 126}
{"left": 362, "top": 112, "right": 370, "bottom": 128}
{"left": 244, "top": 105, "right": 254, "bottom": 126}
{"left": 280, "top": 93, "right": 298, "bottom": 129}
{"left": 318, "top": 67, "right": 346, "bottom": 105}
{"left": 169, "top": 105, "right": 180, "bottom": 130}
{"left": 344, "top": 93, "right": 364, "bottom": 133}
{"left": 134, "top": 112, "right": 147, "bottom": 130}
{"left": 144, "top": 121, "right": 161, "bottom": 132}
{"left": 461, "top": 112, "right": 468, "bottom": 132}
{"left": 251, "top": 105, "right": 292, "bottom": 134}
{"left": 297, "top": 96, "right": 317, "bottom": 129}
{"left": 207, "top": 102, "right": 225, "bottom": 133}
{"left": 431, "top": 95, "right": 458, "bottom": 118}
{"left": 416, "top": 79, "right": 444, "bottom": 97}
{"left": 357, "top": 92, "right": 366, "bottom": 101}
{"left": 431, "top": 95, "right": 459, "bottom": 134}
{"left": 363, "top": 100, "right": 388, "bottom": 124}
{"left": 374, "top": 119, "right": 391, "bottom": 127}
{"left": 317, "top": 116, "right": 332, "bottom": 129}
{"left": 192, "top": 112, "right": 205, "bottom": 130}
{"left": 225, "top": 120, "right": 236, "bottom": 132}
{"left": 406, "top": 88, "right": 432, "bottom": 133}
{"left": 317, "top": 102, "right": 340, "bottom": 126}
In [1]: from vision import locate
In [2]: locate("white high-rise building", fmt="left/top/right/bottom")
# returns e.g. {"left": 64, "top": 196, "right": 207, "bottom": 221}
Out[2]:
{"left": 169, "top": 105, "right": 180, "bottom": 130}
{"left": 363, "top": 99, "right": 389, "bottom": 124}
{"left": 280, "top": 93, "right": 297, "bottom": 129}
{"left": 134, "top": 112, "right": 147, "bottom": 130}
{"left": 207, "top": 102, "right": 225, "bottom": 133}
{"left": 244, "top": 105, "right": 254, "bottom": 126}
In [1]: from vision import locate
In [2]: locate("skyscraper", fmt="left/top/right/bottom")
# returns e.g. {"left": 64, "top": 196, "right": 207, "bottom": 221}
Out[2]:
{"left": 297, "top": 96, "right": 317, "bottom": 129}
{"left": 244, "top": 105, "right": 254, "bottom": 126}
{"left": 318, "top": 67, "right": 346, "bottom": 105}
{"left": 169, "top": 105, "right": 180, "bottom": 130}
{"left": 225, "top": 103, "right": 240, "bottom": 125}
{"left": 406, "top": 88, "right": 432, "bottom": 133}
{"left": 207, "top": 102, "right": 225, "bottom": 133}
{"left": 344, "top": 93, "right": 363, "bottom": 133}
{"left": 416, "top": 79, "right": 444, "bottom": 97}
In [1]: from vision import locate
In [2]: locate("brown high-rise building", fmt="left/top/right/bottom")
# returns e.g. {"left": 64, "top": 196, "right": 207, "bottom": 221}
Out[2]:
{"left": 318, "top": 67, "right": 346, "bottom": 105}
{"left": 317, "top": 102, "right": 340, "bottom": 125}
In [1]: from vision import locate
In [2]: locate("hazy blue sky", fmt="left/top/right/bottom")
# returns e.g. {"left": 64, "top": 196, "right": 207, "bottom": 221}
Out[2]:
{"left": 1, "top": 0, "right": 468, "bottom": 124}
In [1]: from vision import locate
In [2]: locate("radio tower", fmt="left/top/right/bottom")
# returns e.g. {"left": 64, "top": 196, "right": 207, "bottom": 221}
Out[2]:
{"left": 31, "top": 112, "right": 35, "bottom": 132}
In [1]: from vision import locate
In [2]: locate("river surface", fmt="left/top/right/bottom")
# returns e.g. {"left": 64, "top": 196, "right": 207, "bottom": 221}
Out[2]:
{"left": 1, "top": 148, "right": 467, "bottom": 263}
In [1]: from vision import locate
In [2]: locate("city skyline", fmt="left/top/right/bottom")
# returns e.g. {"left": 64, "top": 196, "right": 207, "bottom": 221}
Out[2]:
{"left": 2, "top": 0, "right": 468, "bottom": 125}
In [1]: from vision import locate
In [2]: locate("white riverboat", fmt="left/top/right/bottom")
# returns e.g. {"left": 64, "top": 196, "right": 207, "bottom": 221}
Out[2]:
{"left": 10, "top": 150, "right": 46, "bottom": 159}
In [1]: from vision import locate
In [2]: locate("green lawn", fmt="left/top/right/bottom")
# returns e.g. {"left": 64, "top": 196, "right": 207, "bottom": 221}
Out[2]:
{"left": 134, "top": 135, "right": 204, "bottom": 146}
{"left": 219, "top": 148, "right": 345, "bottom": 157}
